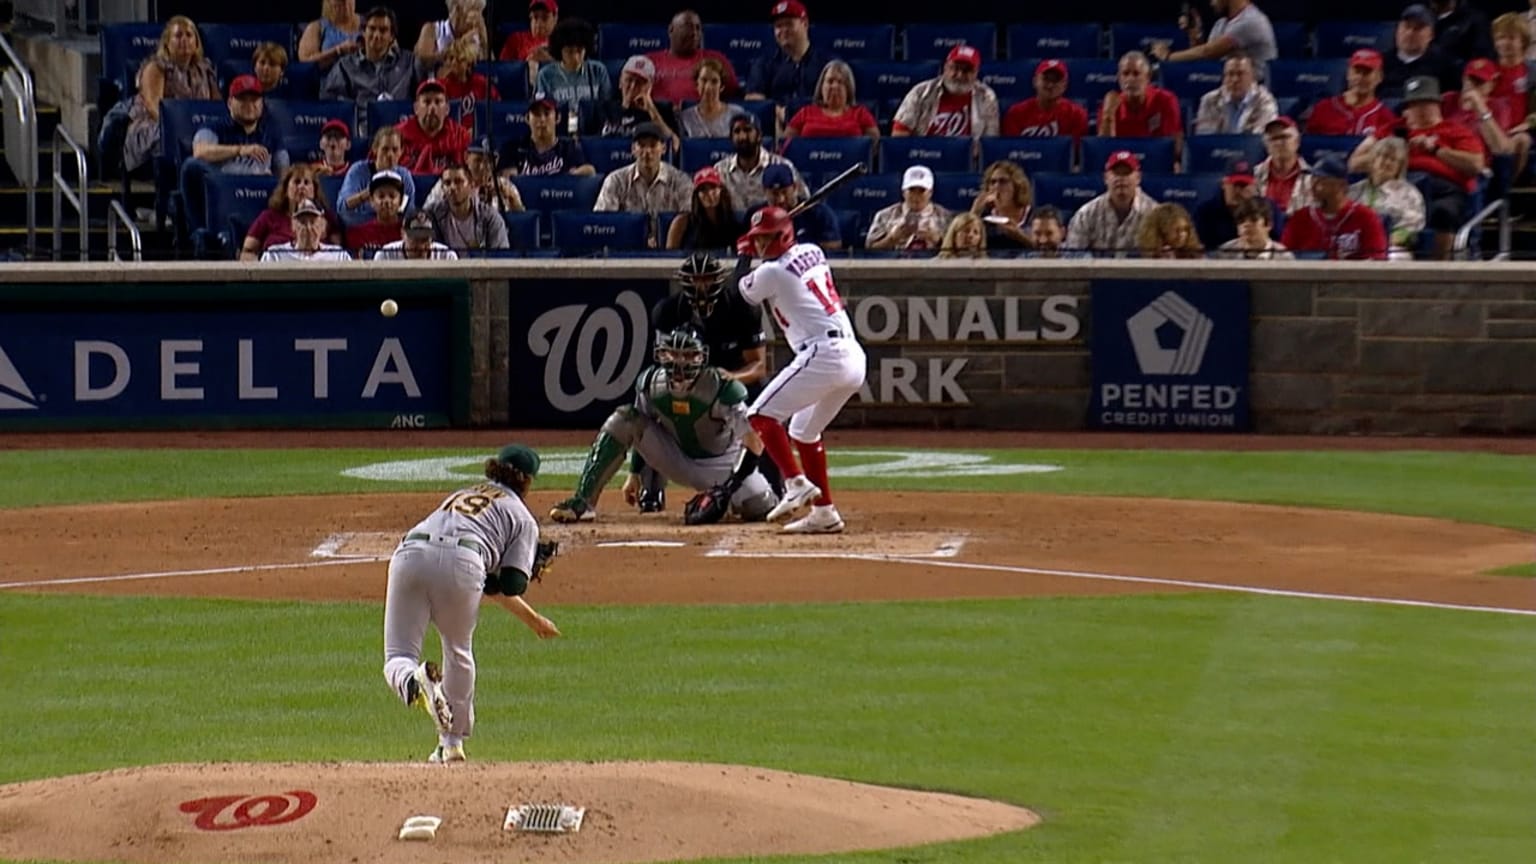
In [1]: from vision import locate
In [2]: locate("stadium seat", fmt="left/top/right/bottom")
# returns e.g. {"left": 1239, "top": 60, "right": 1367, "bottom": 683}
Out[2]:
{"left": 199, "top": 23, "right": 295, "bottom": 68}
{"left": 99, "top": 22, "right": 168, "bottom": 102}
{"left": 516, "top": 174, "right": 604, "bottom": 213}
{"left": 832, "top": 172, "right": 903, "bottom": 216}
{"left": 1032, "top": 171, "right": 1103, "bottom": 216}
{"left": 1303, "top": 134, "right": 1364, "bottom": 166}
{"left": 483, "top": 61, "right": 530, "bottom": 101}
{"left": 812, "top": 24, "right": 896, "bottom": 61}
{"left": 904, "top": 23, "right": 997, "bottom": 62}
{"left": 552, "top": 211, "right": 649, "bottom": 251}
{"left": 979, "top": 61, "right": 1035, "bottom": 101}
{"left": 1185, "top": 134, "right": 1266, "bottom": 174}
{"left": 847, "top": 60, "right": 941, "bottom": 103}
{"left": 1160, "top": 61, "right": 1224, "bottom": 102}
{"left": 318, "top": 174, "right": 345, "bottom": 212}
{"left": 980, "top": 137, "right": 1074, "bottom": 174}
{"left": 584, "top": 137, "right": 671, "bottom": 175}
{"left": 602, "top": 58, "right": 627, "bottom": 87}
{"left": 834, "top": 209, "right": 863, "bottom": 249}
{"left": 412, "top": 173, "right": 438, "bottom": 207}
{"left": 1270, "top": 21, "right": 1310, "bottom": 59}
{"left": 1081, "top": 136, "right": 1177, "bottom": 174}
{"left": 880, "top": 136, "right": 973, "bottom": 173}
{"left": 598, "top": 23, "right": 667, "bottom": 59}
{"left": 488, "top": 101, "right": 558, "bottom": 146}
{"left": 740, "top": 100, "right": 779, "bottom": 137}
{"left": 704, "top": 23, "right": 771, "bottom": 70}
{"left": 158, "top": 100, "right": 229, "bottom": 167}
{"left": 266, "top": 100, "right": 358, "bottom": 163}
{"left": 1109, "top": 23, "right": 1183, "bottom": 57}
{"left": 202, "top": 172, "right": 279, "bottom": 257}
{"left": 503, "top": 210, "right": 541, "bottom": 249}
{"left": 784, "top": 137, "right": 875, "bottom": 178}
{"left": 929, "top": 172, "right": 981, "bottom": 212}
{"left": 1141, "top": 172, "right": 1221, "bottom": 208}
{"left": 367, "top": 101, "right": 416, "bottom": 134}
{"left": 1268, "top": 60, "right": 1348, "bottom": 100}
{"left": 1276, "top": 96, "right": 1300, "bottom": 118}
{"left": 1061, "top": 59, "right": 1120, "bottom": 106}
{"left": 680, "top": 137, "right": 732, "bottom": 172}
{"left": 216, "top": 59, "right": 322, "bottom": 101}
{"left": 1006, "top": 23, "right": 1102, "bottom": 60}
{"left": 1314, "top": 21, "right": 1395, "bottom": 57}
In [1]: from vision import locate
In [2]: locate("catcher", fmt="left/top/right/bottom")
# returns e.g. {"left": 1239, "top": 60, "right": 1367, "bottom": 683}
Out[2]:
{"left": 549, "top": 326, "right": 779, "bottom": 526}
{"left": 382, "top": 443, "right": 561, "bottom": 764}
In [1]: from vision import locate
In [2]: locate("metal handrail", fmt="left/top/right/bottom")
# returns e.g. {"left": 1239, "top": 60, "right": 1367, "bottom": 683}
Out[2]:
{"left": 106, "top": 199, "right": 143, "bottom": 261}
{"left": 52, "top": 125, "right": 88, "bottom": 261}
{"left": 0, "top": 32, "right": 38, "bottom": 254}
{"left": 1454, "top": 197, "right": 1511, "bottom": 261}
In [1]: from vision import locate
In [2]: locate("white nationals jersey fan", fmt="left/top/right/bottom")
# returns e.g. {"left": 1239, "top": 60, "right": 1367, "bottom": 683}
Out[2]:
{"left": 738, "top": 243, "right": 854, "bottom": 350}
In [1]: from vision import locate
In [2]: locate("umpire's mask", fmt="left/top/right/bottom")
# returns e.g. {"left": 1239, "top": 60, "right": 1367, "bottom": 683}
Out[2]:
{"left": 674, "top": 252, "right": 728, "bottom": 319}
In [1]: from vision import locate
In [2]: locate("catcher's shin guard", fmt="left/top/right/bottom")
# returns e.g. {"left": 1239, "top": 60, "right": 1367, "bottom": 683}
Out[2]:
{"left": 574, "top": 428, "right": 630, "bottom": 504}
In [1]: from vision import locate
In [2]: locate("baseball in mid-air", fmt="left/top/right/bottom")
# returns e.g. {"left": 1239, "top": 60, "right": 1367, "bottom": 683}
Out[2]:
{"left": 380, "top": 299, "right": 399, "bottom": 318}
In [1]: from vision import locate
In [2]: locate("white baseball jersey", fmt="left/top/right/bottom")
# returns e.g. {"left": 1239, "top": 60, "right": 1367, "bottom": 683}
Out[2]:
{"left": 738, "top": 242, "right": 855, "bottom": 351}
{"left": 401, "top": 480, "right": 539, "bottom": 576}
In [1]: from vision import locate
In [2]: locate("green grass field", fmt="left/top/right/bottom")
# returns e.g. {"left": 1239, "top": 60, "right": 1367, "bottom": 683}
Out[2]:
{"left": 2, "top": 446, "right": 1534, "bottom": 864}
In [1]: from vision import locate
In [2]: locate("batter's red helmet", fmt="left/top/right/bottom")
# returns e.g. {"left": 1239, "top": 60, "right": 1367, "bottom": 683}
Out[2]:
{"left": 740, "top": 206, "right": 796, "bottom": 259}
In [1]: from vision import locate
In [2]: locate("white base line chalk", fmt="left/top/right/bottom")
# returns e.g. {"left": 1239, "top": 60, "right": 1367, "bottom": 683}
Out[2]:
{"left": 0, "top": 557, "right": 388, "bottom": 590}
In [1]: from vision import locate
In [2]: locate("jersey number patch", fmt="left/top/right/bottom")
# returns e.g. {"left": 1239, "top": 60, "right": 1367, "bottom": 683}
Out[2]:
{"left": 441, "top": 485, "right": 507, "bottom": 517}
{"left": 772, "top": 274, "right": 845, "bottom": 329}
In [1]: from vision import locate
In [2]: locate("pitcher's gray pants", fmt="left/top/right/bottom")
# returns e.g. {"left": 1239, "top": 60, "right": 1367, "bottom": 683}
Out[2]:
{"left": 382, "top": 541, "right": 483, "bottom": 740}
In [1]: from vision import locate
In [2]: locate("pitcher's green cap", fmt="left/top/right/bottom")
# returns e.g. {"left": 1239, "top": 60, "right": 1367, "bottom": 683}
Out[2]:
{"left": 495, "top": 444, "right": 541, "bottom": 476}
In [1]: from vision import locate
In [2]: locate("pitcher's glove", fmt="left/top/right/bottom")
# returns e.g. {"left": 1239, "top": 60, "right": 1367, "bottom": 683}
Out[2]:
{"left": 532, "top": 540, "right": 559, "bottom": 581}
{"left": 684, "top": 485, "right": 732, "bottom": 525}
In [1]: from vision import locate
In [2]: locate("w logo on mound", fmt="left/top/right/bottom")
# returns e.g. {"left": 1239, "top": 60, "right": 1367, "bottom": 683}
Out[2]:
{"left": 0, "top": 344, "right": 40, "bottom": 410}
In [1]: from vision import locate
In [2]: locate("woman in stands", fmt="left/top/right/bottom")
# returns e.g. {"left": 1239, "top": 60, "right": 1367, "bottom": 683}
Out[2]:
{"left": 1136, "top": 203, "right": 1205, "bottom": 259}
{"left": 535, "top": 17, "right": 611, "bottom": 112}
{"left": 299, "top": 0, "right": 363, "bottom": 71}
{"left": 252, "top": 42, "right": 294, "bottom": 99}
{"left": 339, "top": 126, "right": 419, "bottom": 226}
{"left": 782, "top": 60, "right": 878, "bottom": 144}
{"left": 678, "top": 58, "right": 747, "bottom": 138}
{"left": 665, "top": 167, "right": 743, "bottom": 250}
{"left": 436, "top": 37, "right": 500, "bottom": 105}
{"left": 122, "top": 16, "right": 221, "bottom": 174}
{"left": 1347, "top": 136, "right": 1426, "bottom": 261}
{"left": 970, "top": 160, "right": 1034, "bottom": 252}
{"left": 416, "top": 0, "right": 491, "bottom": 66}
{"left": 501, "top": 0, "right": 558, "bottom": 64}
{"left": 937, "top": 213, "right": 988, "bottom": 258}
{"left": 240, "top": 163, "right": 343, "bottom": 260}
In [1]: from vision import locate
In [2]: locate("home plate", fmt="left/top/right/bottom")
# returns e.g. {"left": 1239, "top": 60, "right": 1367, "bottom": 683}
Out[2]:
{"left": 595, "top": 540, "right": 687, "bottom": 548}
{"left": 312, "top": 532, "right": 399, "bottom": 558}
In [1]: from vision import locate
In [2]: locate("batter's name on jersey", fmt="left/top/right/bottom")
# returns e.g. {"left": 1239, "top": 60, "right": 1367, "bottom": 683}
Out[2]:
{"left": 849, "top": 295, "right": 1081, "bottom": 343}
{"left": 527, "top": 289, "right": 651, "bottom": 412}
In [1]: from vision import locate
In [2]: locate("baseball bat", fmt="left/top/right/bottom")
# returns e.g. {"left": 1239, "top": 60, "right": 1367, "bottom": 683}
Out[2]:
{"left": 788, "top": 161, "right": 869, "bottom": 218}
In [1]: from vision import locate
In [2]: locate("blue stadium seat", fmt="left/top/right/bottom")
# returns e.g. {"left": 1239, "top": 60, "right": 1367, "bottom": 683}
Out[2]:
{"left": 813, "top": 24, "right": 896, "bottom": 61}
{"left": 503, "top": 211, "right": 541, "bottom": 249}
{"left": 834, "top": 209, "right": 863, "bottom": 249}
{"left": 412, "top": 173, "right": 438, "bottom": 208}
{"left": 680, "top": 137, "right": 732, "bottom": 172}
{"left": 203, "top": 173, "right": 278, "bottom": 255}
{"left": 1062, "top": 59, "right": 1120, "bottom": 106}
{"left": 784, "top": 137, "right": 875, "bottom": 178}
{"left": 1109, "top": 23, "right": 1183, "bottom": 57}
{"left": 488, "top": 101, "right": 571, "bottom": 146}
{"left": 979, "top": 61, "right": 1035, "bottom": 101}
{"left": 603, "top": 58, "right": 627, "bottom": 86}
{"left": 1032, "top": 171, "right": 1103, "bottom": 216}
{"left": 832, "top": 172, "right": 903, "bottom": 216}
{"left": 929, "top": 172, "right": 982, "bottom": 212}
{"left": 1185, "top": 134, "right": 1265, "bottom": 174}
{"left": 704, "top": 23, "right": 771, "bottom": 70}
{"left": 740, "top": 100, "right": 779, "bottom": 137}
{"left": 158, "top": 100, "right": 229, "bottom": 166}
{"left": 1081, "top": 136, "right": 1177, "bottom": 174}
{"left": 980, "top": 137, "right": 1074, "bottom": 174}
{"left": 266, "top": 100, "right": 357, "bottom": 163}
{"left": 483, "top": 61, "right": 530, "bottom": 101}
{"left": 1160, "top": 61, "right": 1224, "bottom": 102}
{"left": 552, "top": 211, "right": 649, "bottom": 251}
{"left": 847, "top": 60, "right": 941, "bottom": 103}
{"left": 1268, "top": 59, "right": 1348, "bottom": 100}
{"left": 598, "top": 23, "right": 667, "bottom": 59}
{"left": 1006, "top": 23, "right": 1102, "bottom": 60}
{"left": 1270, "top": 21, "right": 1310, "bottom": 59}
{"left": 904, "top": 23, "right": 997, "bottom": 62}
{"left": 216, "top": 59, "right": 322, "bottom": 101}
{"left": 1303, "top": 134, "right": 1364, "bottom": 166}
{"left": 517, "top": 174, "right": 604, "bottom": 213}
{"left": 1314, "top": 21, "right": 1395, "bottom": 57}
{"left": 100, "top": 22, "right": 168, "bottom": 100}
{"left": 880, "top": 136, "right": 973, "bottom": 173}
{"left": 1276, "top": 96, "right": 1300, "bottom": 118}
{"left": 199, "top": 23, "right": 294, "bottom": 68}
{"left": 1141, "top": 172, "right": 1221, "bottom": 209}
{"left": 584, "top": 137, "right": 671, "bottom": 175}
{"left": 367, "top": 101, "right": 416, "bottom": 134}
{"left": 318, "top": 174, "right": 345, "bottom": 212}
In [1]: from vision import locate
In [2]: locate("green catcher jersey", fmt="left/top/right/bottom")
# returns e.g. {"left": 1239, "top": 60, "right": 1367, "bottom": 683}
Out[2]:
{"left": 634, "top": 365, "right": 751, "bottom": 460}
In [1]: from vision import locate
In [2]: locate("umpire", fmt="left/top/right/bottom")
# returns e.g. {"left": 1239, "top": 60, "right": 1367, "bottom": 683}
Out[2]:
{"left": 639, "top": 252, "right": 782, "bottom": 510}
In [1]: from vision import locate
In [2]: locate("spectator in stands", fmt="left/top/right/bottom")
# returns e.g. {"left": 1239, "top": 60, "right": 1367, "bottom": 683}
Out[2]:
{"left": 679, "top": 58, "right": 750, "bottom": 138}
{"left": 782, "top": 60, "right": 878, "bottom": 143}
{"left": 937, "top": 212, "right": 987, "bottom": 258}
{"left": 1194, "top": 158, "right": 1281, "bottom": 246}
{"left": 346, "top": 169, "right": 410, "bottom": 256}
{"left": 1349, "top": 135, "right": 1427, "bottom": 259}
{"left": 240, "top": 163, "right": 341, "bottom": 260}
{"left": 321, "top": 6, "right": 425, "bottom": 127}
{"left": 1216, "top": 197, "right": 1293, "bottom": 258}
{"left": 746, "top": 163, "right": 842, "bottom": 249}
{"left": 535, "top": 17, "right": 610, "bottom": 112}
{"left": 190, "top": 75, "right": 289, "bottom": 177}
{"left": 122, "top": 16, "right": 221, "bottom": 173}
{"left": 1136, "top": 203, "right": 1204, "bottom": 258}
{"left": 376, "top": 211, "right": 459, "bottom": 258}
{"left": 416, "top": 0, "right": 490, "bottom": 66}
{"left": 1194, "top": 54, "right": 1278, "bottom": 134}
{"left": 970, "top": 160, "right": 1032, "bottom": 251}
{"left": 1442, "top": 59, "right": 1521, "bottom": 168}
{"left": 500, "top": 0, "right": 557, "bottom": 64}
{"left": 252, "top": 43, "right": 294, "bottom": 99}
{"left": 1430, "top": 0, "right": 1492, "bottom": 69}
{"left": 1099, "top": 52, "right": 1184, "bottom": 170}
{"left": 339, "top": 126, "right": 418, "bottom": 226}
{"left": 594, "top": 123, "right": 693, "bottom": 246}
{"left": 714, "top": 113, "right": 804, "bottom": 211}
{"left": 420, "top": 162, "right": 512, "bottom": 251}
{"left": 1526, "top": 2, "right": 1536, "bottom": 61}
{"left": 1027, "top": 206, "right": 1068, "bottom": 257}
{"left": 647, "top": 10, "right": 740, "bottom": 104}
{"left": 260, "top": 199, "right": 352, "bottom": 260}
{"left": 315, "top": 120, "right": 354, "bottom": 177}
{"left": 1281, "top": 156, "right": 1388, "bottom": 258}
{"left": 892, "top": 45, "right": 1000, "bottom": 140}
{"left": 1254, "top": 116, "right": 1311, "bottom": 214}
{"left": 396, "top": 79, "right": 472, "bottom": 174}
{"left": 1066, "top": 150, "right": 1158, "bottom": 255}
{"left": 1000, "top": 60, "right": 1089, "bottom": 141}
{"left": 1384, "top": 5, "right": 1458, "bottom": 96}
{"left": 584, "top": 55, "right": 681, "bottom": 146}
{"left": 1491, "top": 14, "right": 1534, "bottom": 178}
{"left": 497, "top": 93, "right": 595, "bottom": 175}
{"left": 666, "top": 167, "right": 745, "bottom": 250}
{"left": 866, "top": 165, "right": 951, "bottom": 252}
{"left": 746, "top": 0, "right": 830, "bottom": 104}
{"left": 1304, "top": 49, "right": 1399, "bottom": 137}
{"left": 300, "top": 0, "right": 363, "bottom": 71}
{"left": 1151, "top": 0, "right": 1278, "bottom": 82}
{"left": 425, "top": 139, "right": 523, "bottom": 211}
{"left": 436, "top": 37, "right": 499, "bottom": 105}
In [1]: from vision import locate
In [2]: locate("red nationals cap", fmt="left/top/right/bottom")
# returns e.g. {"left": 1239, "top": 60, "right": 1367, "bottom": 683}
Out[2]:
{"left": 228, "top": 75, "right": 262, "bottom": 99}
{"left": 770, "top": 0, "right": 807, "bottom": 20}
{"left": 320, "top": 119, "right": 350, "bottom": 138}
{"left": 1105, "top": 150, "right": 1140, "bottom": 172}
{"left": 947, "top": 44, "right": 981, "bottom": 69}
{"left": 693, "top": 166, "right": 723, "bottom": 188}
{"left": 1464, "top": 58, "right": 1498, "bottom": 83}
{"left": 1349, "top": 49, "right": 1383, "bottom": 70}
{"left": 530, "top": 0, "right": 558, "bottom": 12}
{"left": 1035, "top": 59, "right": 1068, "bottom": 79}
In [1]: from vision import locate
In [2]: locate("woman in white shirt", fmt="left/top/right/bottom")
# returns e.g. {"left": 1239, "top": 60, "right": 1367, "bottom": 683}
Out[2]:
{"left": 678, "top": 58, "right": 747, "bottom": 138}
{"left": 1348, "top": 136, "right": 1426, "bottom": 261}
{"left": 414, "top": 0, "right": 490, "bottom": 65}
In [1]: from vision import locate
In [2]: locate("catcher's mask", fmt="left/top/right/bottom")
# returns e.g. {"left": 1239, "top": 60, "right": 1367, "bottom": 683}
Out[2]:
{"left": 675, "top": 252, "right": 728, "bottom": 318}
{"left": 654, "top": 327, "right": 709, "bottom": 396}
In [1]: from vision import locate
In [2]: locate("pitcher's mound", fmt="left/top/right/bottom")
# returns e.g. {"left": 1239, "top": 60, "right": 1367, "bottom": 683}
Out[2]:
{"left": 0, "top": 761, "right": 1040, "bottom": 863}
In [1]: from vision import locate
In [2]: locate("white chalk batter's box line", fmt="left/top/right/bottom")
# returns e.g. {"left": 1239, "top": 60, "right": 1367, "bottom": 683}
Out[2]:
{"left": 312, "top": 532, "right": 401, "bottom": 559}
{"left": 706, "top": 533, "right": 969, "bottom": 560}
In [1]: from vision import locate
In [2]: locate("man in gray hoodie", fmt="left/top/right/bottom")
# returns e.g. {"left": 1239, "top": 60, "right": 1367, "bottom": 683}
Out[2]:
{"left": 422, "top": 162, "right": 511, "bottom": 252}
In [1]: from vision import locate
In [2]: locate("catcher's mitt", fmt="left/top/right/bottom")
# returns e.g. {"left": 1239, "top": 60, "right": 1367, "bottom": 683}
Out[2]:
{"left": 532, "top": 539, "right": 560, "bottom": 581}
{"left": 684, "top": 485, "right": 732, "bottom": 526}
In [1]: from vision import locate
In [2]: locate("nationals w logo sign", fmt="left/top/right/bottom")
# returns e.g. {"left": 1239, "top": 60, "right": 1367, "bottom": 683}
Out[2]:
{"left": 527, "top": 290, "right": 651, "bottom": 412}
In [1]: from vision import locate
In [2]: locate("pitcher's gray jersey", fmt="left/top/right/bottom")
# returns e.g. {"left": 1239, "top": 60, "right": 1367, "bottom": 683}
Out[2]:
{"left": 635, "top": 365, "right": 751, "bottom": 460}
{"left": 402, "top": 481, "right": 539, "bottom": 575}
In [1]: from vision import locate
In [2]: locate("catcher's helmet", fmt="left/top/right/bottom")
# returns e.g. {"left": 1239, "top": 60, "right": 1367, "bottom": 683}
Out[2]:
{"left": 654, "top": 327, "right": 709, "bottom": 395}
{"left": 740, "top": 206, "right": 796, "bottom": 259}
{"left": 675, "top": 252, "right": 729, "bottom": 317}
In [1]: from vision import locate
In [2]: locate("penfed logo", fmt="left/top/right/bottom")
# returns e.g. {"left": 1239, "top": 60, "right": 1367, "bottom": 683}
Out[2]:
{"left": 0, "top": 344, "right": 39, "bottom": 409}
{"left": 1126, "top": 291, "right": 1212, "bottom": 375}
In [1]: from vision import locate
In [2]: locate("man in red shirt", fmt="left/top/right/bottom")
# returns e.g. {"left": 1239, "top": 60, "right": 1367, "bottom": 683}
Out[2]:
{"left": 499, "top": 0, "right": 557, "bottom": 63}
{"left": 1001, "top": 60, "right": 1090, "bottom": 141}
{"left": 314, "top": 119, "right": 353, "bottom": 177}
{"left": 1305, "top": 49, "right": 1399, "bottom": 137}
{"left": 396, "top": 79, "right": 472, "bottom": 175}
{"left": 891, "top": 44, "right": 1001, "bottom": 139}
{"left": 645, "top": 9, "right": 740, "bottom": 103}
{"left": 1442, "top": 58, "right": 1524, "bottom": 179}
{"left": 1098, "top": 51, "right": 1183, "bottom": 170}
{"left": 1280, "top": 157, "right": 1387, "bottom": 259}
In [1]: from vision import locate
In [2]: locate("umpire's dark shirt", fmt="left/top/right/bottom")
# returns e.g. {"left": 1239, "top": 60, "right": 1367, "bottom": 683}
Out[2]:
{"left": 651, "top": 284, "right": 766, "bottom": 377}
